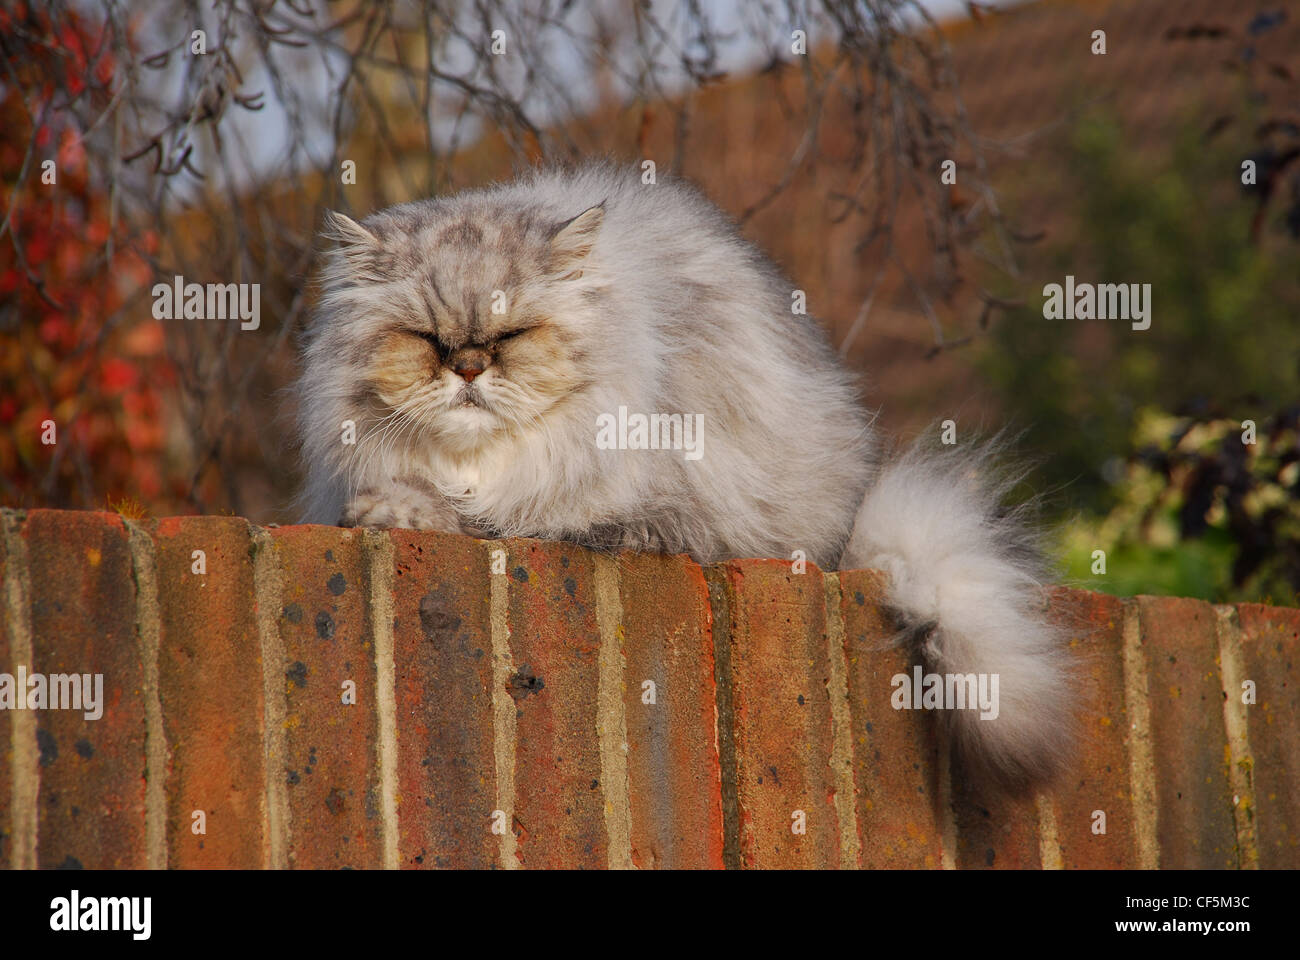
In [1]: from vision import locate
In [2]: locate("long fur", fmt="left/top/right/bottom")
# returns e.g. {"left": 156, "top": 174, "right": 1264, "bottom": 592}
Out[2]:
{"left": 841, "top": 437, "right": 1075, "bottom": 793}
{"left": 297, "top": 160, "right": 872, "bottom": 567}
{"left": 295, "top": 160, "right": 1073, "bottom": 794}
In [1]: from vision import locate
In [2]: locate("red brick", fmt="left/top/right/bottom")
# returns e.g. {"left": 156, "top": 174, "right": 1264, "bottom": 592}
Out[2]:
{"left": 152, "top": 516, "right": 267, "bottom": 868}
{"left": 721, "top": 559, "right": 840, "bottom": 869}
{"left": 389, "top": 529, "right": 497, "bottom": 869}
{"left": 1236, "top": 603, "right": 1300, "bottom": 868}
{"left": 505, "top": 539, "right": 607, "bottom": 868}
{"left": 271, "top": 525, "right": 383, "bottom": 869}
{"left": 839, "top": 569, "right": 944, "bottom": 869}
{"left": 5, "top": 508, "right": 1300, "bottom": 872}
{"left": 1044, "top": 587, "right": 1139, "bottom": 869}
{"left": 1137, "top": 595, "right": 1238, "bottom": 868}
{"left": 618, "top": 552, "right": 724, "bottom": 869}
{"left": 952, "top": 761, "right": 1041, "bottom": 869}
{"left": 23, "top": 510, "right": 147, "bottom": 869}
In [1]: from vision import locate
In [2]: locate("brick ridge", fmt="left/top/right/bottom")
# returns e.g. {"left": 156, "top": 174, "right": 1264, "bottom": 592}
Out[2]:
{"left": 1, "top": 509, "right": 1296, "bottom": 869}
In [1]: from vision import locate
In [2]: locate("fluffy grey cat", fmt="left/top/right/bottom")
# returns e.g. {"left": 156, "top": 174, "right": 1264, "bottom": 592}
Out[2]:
{"left": 296, "top": 161, "right": 1072, "bottom": 793}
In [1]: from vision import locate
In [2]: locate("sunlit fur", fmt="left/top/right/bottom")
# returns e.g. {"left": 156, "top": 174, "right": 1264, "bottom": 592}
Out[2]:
{"left": 297, "top": 161, "right": 872, "bottom": 565}
{"left": 296, "top": 160, "right": 1073, "bottom": 794}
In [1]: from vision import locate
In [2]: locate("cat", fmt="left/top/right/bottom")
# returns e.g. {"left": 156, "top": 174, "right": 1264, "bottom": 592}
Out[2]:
{"left": 296, "top": 160, "right": 1073, "bottom": 794}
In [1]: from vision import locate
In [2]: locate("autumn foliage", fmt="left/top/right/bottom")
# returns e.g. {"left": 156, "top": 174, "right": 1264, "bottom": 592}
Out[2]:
{"left": 0, "top": 4, "right": 178, "bottom": 514}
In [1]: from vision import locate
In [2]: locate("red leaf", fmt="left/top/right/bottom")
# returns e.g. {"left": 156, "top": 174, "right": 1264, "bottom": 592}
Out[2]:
{"left": 99, "top": 357, "right": 137, "bottom": 394}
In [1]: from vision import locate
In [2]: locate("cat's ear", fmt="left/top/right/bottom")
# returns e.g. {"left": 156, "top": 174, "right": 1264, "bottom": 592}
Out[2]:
{"left": 322, "top": 209, "right": 379, "bottom": 250}
{"left": 548, "top": 203, "right": 604, "bottom": 271}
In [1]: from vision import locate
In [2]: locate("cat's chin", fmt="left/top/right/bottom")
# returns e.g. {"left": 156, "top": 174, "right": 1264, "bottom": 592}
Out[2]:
{"left": 433, "top": 405, "right": 504, "bottom": 453}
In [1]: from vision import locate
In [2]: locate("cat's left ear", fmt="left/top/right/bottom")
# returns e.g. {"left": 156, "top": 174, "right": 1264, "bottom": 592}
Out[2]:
{"left": 323, "top": 209, "right": 379, "bottom": 250}
{"left": 548, "top": 203, "right": 604, "bottom": 272}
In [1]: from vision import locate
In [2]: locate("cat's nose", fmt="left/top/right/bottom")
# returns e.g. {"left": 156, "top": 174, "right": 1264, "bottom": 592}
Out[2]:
{"left": 448, "top": 347, "right": 491, "bottom": 383}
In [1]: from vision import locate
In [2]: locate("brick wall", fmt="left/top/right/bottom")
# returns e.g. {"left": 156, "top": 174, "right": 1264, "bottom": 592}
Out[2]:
{"left": 0, "top": 509, "right": 1295, "bottom": 869}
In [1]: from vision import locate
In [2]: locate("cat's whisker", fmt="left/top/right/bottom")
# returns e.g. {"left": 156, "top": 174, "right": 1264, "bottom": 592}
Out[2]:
{"left": 354, "top": 409, "right": 408, "bottom": 488}
{"left": 374, "top": 395, "right": 440, "bottom": 478}
{"left": 352, "top": 393, "right": 442, "bottom": 505}
{"left": 338, "top": 412, "right": 398, "bottom": 507}
{"left": 386, "top": 394, "right": 443, "bottom": 469}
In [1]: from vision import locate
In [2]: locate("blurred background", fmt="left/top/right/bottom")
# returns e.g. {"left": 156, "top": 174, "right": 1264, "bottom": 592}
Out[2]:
{"left": 1, "top": 0, "right": 1298, "bottom": 603}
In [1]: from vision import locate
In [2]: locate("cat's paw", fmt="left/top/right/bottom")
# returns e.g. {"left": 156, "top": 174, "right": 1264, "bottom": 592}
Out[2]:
{"left": 341, "top": 483, "right": 463, "bottom": 532}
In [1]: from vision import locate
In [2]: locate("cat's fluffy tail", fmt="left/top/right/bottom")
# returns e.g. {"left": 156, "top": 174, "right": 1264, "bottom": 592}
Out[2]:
{"left": 840, "top": 437, "right": 1074, "bottom": 794}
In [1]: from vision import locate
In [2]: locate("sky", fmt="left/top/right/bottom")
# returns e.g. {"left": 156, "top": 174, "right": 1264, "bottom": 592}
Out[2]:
{"left": 143, "top": 0, "right": 1034, "bottom": 198}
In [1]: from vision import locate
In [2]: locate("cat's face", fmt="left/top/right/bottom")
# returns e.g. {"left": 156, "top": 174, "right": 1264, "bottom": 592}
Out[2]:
{"left": 321, "top": 201, "right": 605, "bottom": 456}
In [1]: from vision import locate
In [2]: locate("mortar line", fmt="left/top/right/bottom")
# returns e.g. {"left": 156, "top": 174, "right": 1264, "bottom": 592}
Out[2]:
{"left": 1214, "top": 605, "right": 1259, "bottom": 870}
{"left": 703, "top": 567, "right": 741, "bottom": 869}
{"left": 1119, "top": 600, "right": 1160, "bottom": 870}
{"left": 487, "top": 543, "right": 520, "bottom": 869}
{"left": 1036, "top": 794, "right": 1063, "bottom": 869}
{"left": 2, "top": 511, "right": 38, "bottom": 870}
{"left": 125, "top": 521, "right": 168, "bottom": 870}
{"left": 593, "top": 553, "right": 634, "bottom": 869}
{"left": 364, "top": 531, "right": 400, "bottom": 870}
{"left": 251, "top": 527, "right": 290, "bottom": 870}
{"left": 937, "top": 732, "right": 958, "bottom": 870}
{"left": 822, "top": 573, "right": 862, "bottom": 869}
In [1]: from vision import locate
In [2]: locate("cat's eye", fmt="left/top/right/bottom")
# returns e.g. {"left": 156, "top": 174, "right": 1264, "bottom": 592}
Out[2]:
{"left": 494, "top": 327, "right": 530, "bottom": 347}
{"left": 412, "top": 329, "right": 442, "bottom": 352}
